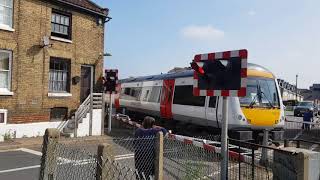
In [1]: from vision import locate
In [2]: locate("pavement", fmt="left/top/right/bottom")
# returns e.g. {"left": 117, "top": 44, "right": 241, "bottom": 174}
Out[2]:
{"left": 0, "top": 148, "right": 41, "bottom": 180}
{"left": 0, "top": 135, "right": 115, "bottom": 180}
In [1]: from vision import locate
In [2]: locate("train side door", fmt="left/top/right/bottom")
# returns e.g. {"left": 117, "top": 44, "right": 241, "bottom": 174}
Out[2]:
{"left": 205, "top": 96, "right": 221, "bottom": 127}
{"left": 160, "top": 79, "right": 175, "bottom": 119}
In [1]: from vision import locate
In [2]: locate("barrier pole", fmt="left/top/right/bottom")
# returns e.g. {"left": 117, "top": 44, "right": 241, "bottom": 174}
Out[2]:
{"left": 108, "top": 93, "right": 113, "bottom": 133}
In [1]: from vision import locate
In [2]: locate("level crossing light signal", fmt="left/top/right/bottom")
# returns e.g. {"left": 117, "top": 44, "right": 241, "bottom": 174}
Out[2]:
{"left": 192, "top": 49, "right": 248, "bottom": 97}
{"left": 104, "top": 69, "right": 118, "bottom": 94}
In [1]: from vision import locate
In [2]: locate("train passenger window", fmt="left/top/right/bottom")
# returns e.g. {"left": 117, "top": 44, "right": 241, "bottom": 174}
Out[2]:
{"left": 173, "top": 85, "right": 205, "bottom": 106}
{"left": 120, "top": 87, "right": 142, "bottom": 101}
{"left": 148, "top": 86, "right": 161, "bottom": 102}
{"left": 209, "top": 96, "right": 217, "bottom": 108}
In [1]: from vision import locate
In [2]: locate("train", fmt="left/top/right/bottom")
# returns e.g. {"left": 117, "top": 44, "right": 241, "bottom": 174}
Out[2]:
{"left": 115, "top": 63, "right": 285, "bottom": 141}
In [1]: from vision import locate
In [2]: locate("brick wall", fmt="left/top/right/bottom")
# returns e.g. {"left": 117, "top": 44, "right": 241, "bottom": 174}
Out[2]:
{"left": 0, "top": 0, "right": 105, "bottom": 124}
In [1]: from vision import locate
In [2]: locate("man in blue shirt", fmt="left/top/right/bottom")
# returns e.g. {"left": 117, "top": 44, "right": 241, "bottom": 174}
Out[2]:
{"left": 303, "top": 109, "right": 313, "bottom": 130}
{"left": 134, "top": 116, "right": 167, "bottom": 179}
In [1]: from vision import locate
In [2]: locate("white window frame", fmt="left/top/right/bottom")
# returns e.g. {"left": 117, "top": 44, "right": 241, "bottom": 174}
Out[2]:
{"left": 49, "top": 57, "right": 70, "bottom": 93}
{"left": 0, "top": 109, "right": 7, "bottom": 124}
{"left": 0, "top": 0, "right": 14, "bottom": 30}
{"left": 0, "top": 49, "right": 12, "bottom": 95}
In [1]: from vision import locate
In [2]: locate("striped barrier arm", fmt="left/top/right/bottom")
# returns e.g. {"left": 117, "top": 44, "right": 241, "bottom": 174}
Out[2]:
{"left": 112, "top": 114, "right": 261, "bottom": 164}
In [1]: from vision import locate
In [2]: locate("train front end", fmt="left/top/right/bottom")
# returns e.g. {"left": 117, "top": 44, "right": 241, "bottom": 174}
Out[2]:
{"left": 238, "top": 64, "right": 285, "bottom": 131}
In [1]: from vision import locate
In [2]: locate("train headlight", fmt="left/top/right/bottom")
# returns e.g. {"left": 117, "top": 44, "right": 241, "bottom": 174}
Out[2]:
{"left": 237, "top": 115, "right": 243, "bottom": 121}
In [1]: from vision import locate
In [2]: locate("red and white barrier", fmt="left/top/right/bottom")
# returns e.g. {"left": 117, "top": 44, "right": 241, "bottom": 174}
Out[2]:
{"left": 113, "top": 114, "right": 255, "bottom": 163}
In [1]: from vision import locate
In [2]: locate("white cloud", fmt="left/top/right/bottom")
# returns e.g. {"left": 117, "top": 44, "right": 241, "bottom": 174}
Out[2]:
{"left": 181, "top": 25, "right": 225, "bottom": 41}
{"left": 248, "top": 10, "right": 256, "bottom": 16}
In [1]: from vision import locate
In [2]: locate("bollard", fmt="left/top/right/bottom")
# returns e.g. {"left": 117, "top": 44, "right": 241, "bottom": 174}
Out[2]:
{"left": 284, "top": 139, "right": 288, "bottom": 147}
{"left": 96, "top": 143, "right": 115, "bottom": 180}
{"left": 39, "top": 128, "right": 60, "bottom": 180}
{"left": 155, "top": 132, "right": 164, "bottom": 180}
{"left": 297, "top": 140, "right": 300, "bottom": 148}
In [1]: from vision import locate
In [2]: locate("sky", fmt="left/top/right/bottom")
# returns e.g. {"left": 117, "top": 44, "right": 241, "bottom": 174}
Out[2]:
{"left": 93, "top": 0, "right": 320, "bottom": 89}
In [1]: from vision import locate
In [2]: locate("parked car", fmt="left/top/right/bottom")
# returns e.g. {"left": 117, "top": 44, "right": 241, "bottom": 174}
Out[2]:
{"left": 294, "top": 101, "right": 318, "bottom": 117}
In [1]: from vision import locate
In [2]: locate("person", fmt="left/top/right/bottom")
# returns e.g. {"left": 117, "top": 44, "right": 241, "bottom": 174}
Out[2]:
{"left": 302, "top": 109, "right": 313, "bottom": 130}
{"left": 134, "top": 116, "right": 167, "bottom": 180}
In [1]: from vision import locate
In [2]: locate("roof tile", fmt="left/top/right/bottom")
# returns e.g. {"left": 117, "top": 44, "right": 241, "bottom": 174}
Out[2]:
{"left": 62, "top": 0, "right": 108, "bottom": 15}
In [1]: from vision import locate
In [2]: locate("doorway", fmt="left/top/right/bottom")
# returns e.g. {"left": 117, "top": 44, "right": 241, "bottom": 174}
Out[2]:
{"left": 80, "top": 65, "right": 94, "bottom": 103}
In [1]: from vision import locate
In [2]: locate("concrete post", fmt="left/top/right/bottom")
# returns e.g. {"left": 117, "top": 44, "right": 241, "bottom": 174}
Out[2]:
{"left": 96, "top": 143, "right": 115, "bottom": 180}
{"left": 155, "top": 132, "right": 164, "bottom": 180}
{"left": 273, "top": 147, "right": 320, "bottom": 180}
{"left": 39, "top": 128, "right": 60, "bottom": 180}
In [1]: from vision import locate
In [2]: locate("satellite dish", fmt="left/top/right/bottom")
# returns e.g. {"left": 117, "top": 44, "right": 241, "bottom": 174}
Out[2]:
{"left": 43, "top": 36, "right": 50, "bottom": 46}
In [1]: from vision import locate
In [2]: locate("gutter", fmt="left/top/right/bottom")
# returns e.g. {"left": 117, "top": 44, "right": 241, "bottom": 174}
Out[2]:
{"left": 52, "top": 0, "right": 109, "bottom": 18}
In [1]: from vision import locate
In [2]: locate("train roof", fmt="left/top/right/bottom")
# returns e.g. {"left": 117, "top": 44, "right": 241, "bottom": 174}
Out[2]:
{"left": 120, "top": 63, "right": 273, "bottom": 83}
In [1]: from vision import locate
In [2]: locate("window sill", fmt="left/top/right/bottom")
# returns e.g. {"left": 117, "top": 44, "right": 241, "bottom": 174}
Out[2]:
{"left": 51, "top": 36, "right": 72, "bottom": 43}
{"left": 48, "top": 92, "right": 72, "bottom": 97}
{"left": 0, "top": 24, "right": 14, "bottom": 32}
{"left": 0, "top": 91, "right": 14, "bottom": 96}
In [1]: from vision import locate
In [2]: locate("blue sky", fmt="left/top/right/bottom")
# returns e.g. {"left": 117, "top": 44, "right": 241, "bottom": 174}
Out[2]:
{"left": 93, "top": 0, "right": 319, "bottom": 89}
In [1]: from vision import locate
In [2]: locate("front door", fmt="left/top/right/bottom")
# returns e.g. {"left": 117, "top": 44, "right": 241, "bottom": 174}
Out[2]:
{"left": 160, "top": 79, "right": 175, "bottom": 119}
{"left": 80, "top": 66, "right": 93, "bottom": 102}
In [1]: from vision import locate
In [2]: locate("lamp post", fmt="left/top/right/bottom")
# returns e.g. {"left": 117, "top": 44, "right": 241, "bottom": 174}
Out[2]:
{"left": 103, "top": 53, "right": 113, "bottom": 134}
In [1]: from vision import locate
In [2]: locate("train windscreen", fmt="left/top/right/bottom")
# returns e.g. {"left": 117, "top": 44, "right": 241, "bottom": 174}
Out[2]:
{"left": 239, "top": 77, "right": 280, "bottom": 108}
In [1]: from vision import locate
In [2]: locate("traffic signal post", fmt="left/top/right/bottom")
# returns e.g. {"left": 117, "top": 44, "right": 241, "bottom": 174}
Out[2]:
{"left": 191, "top": 50, "right": 248, "bottom": 180}
{"left": 104, "top": 69, "right": 118, "bottom": 134}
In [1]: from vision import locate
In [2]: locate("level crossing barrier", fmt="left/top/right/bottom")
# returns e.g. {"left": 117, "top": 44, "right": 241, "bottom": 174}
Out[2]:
{"left": 113, "top": 113, "right": 299, "bottom": 180}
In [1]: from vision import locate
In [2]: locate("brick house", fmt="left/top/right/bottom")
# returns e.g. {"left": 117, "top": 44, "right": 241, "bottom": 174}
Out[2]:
{"left": 0, "top": 0, "right": 109, "bottom": 138}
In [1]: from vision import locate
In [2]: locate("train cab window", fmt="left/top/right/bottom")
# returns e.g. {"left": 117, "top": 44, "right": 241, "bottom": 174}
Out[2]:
{"left": 173, "top": 85, "right": 205, "bottom": 106}
{"left": 209, "top": 96, "right": 217, "bottom": 108}
{"left": 148, "top": 86, "right": 161, "bottom": 103}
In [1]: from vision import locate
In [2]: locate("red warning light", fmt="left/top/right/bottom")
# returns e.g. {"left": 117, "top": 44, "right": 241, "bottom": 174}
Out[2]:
{"left": 190, "top": 62, "right": 205, "bottom": 75}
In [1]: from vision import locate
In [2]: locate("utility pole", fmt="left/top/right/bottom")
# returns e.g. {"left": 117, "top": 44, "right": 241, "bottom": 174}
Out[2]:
{"left": 296, "top": 74, "right": 298, "bottom": 102}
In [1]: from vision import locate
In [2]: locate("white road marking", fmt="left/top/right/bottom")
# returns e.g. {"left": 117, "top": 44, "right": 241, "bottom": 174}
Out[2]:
{"left": 0, "top": 165, "right": 40, "bottom": 174}
{"left": 19, "top": 148, "right": 42, "bottom": 156}
{"left": 115, "top": 154, "right": 134, "bottom": 160}
{"left": 115, "top": 153, "right": 134, "bottom": 158}
{"left": 0, "top": 149, "right": 21, "bottom": 153}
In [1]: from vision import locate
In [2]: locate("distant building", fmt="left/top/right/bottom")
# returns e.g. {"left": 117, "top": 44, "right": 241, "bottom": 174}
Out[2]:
{"left": 168, "top": 67, "right": 191, "bottom": 73}
{"left": 277, "top": 79, "right": 303, "bottom": 102}
{"left": 300, "top": 84, "right": 320, "bottom": 104}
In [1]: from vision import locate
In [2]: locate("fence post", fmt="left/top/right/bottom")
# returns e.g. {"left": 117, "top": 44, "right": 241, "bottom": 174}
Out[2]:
{"left": 155, "top": 132, "right": 164, "bottom": 180}
{"left": 39, "top": 128, "right": 60, "bottom": 180}
{"left": 297, "top": 140, "right": 300, "bottom": 148}
{"left": 238, "top": 145, "right": 241, "bottom": 180}
{"left": 96, "top": 143, "right": 115, "bottom": 180}
{"left": 251, "top": 146, "right": 255, "bottom": 180}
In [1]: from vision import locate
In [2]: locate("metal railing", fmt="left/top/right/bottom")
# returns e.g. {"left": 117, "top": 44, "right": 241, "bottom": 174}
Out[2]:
{"left": 284, "top": 119, "right": 320, "bottom": 141}
{"left": 74, "top": 93, "right": 103, "bottom": 137}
